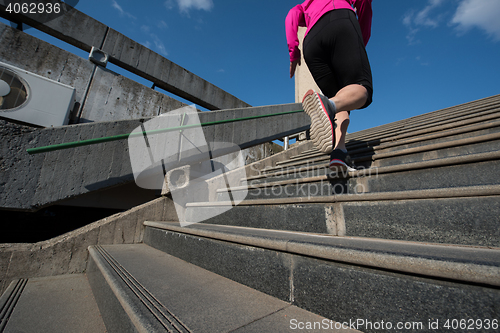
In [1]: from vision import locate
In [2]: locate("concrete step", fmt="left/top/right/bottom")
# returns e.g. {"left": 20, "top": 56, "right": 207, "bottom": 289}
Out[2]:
{"left": 86, "top": 243, "right": 345, "bottom": 333}
{"left": 345, "top": 109, "right": 500, "bottom": 157}
{"left": 295, "top": 96, "right": 500, "bottom": 163}
{"left": 351, "top": 118, "right": 500, "bottom": 157}
{"left": 143, "top": 221, "right": 500, "bottom": 331}
{"left": 292, "top": 119, "right": 500, "bottom": 169}
{"left": 280, "top": 126, "right": 500, "bottom": 170}
{"left": 187, "top": 185, "right": 500, "bottom": 247}
{"left": 0, "top": 275, "right": 106, "bottom": 333}
{"left": 346, "top": 94, "right": 500, "bottom": 143}
{"left": 235, "top": 151, "right": 500, "bottom": 200}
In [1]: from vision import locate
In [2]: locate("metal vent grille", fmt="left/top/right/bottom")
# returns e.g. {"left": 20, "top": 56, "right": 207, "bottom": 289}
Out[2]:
{"left": 0, "top": 66, "right": 29, "bottom": 112}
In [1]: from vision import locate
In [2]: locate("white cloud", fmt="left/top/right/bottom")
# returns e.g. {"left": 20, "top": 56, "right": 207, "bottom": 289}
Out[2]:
{"left": 111, "top": 0, "right": 136, "bottom": 20}
{"left": 157, "top": 20, "right": 168, "bottom": 29}
{"left": 414, "top": 0, "right": 446, "bottom": 28}
{"left": 451, "top": 0, "right": 500, "bottom": 41}
{"left": 147, "top": 33, "right": 169, "bottom": 56}
{"left": 403, "top": 0, "right": 446, "bottom": 44}
{"left": 164, "top": 0, "right": 213, "bottom": 13}
{"left": 152, "top": 35, "right": 169, "bottom": 57}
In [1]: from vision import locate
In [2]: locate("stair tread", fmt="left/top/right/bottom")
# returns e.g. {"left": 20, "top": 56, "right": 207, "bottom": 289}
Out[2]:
{"left": 237, "top": 151, "right": 500, "bottom": 195}
{"left": 95, "top": 243, "right": 339, "bottom": 333}
{"left": 2, "top": 274, "right": 106, "bottom": 333}
{"left": 210, "top": 184, "right": 500, "bottom": 205}
{"left": 144, "top": 222, "right": 500, "bottom": 287}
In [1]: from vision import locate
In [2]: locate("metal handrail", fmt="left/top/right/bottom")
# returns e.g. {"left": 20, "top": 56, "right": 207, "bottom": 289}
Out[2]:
{"left": 27, "top": 109, "right": 304, "bottom": 154}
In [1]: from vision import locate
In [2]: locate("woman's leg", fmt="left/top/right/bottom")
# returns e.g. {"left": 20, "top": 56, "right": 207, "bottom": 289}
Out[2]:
{"left": 331, "top": 84, "right": 368, "bottom": 150}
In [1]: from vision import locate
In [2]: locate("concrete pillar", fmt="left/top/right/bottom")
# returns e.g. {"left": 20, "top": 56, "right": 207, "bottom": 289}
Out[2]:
{"left": 294, "top": 27, "right": 321, "bottom": 103}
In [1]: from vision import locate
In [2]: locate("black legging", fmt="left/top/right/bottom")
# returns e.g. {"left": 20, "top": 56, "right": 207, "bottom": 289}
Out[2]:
{"left": 303, "top": 9, "right": 373, "bottom": 109}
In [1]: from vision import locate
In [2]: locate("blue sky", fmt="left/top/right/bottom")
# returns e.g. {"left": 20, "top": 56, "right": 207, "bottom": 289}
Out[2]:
{"left": 6, "top": 0, "right": 500, "bottom": 133}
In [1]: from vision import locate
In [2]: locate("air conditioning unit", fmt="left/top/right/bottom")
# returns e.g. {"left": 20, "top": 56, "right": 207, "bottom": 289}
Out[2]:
{"left": 0, "top": 61, "right": 75, "bottom": 127}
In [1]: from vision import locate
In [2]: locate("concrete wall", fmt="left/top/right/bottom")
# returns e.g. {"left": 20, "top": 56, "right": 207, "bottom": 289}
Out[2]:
{"left": 0, "top": 22, "right": 187, "bottom": 124}
{"left": 0, "top": 103, "right": 307, "bottom": 211}
{"left": 0, "top": 196, "right": 178, "bottom": 296}
{"left": 294, "top": 27, "right": 321, "bottom": 103}
{"left": 0, "top": 1, "right": 250, "bottom": 111}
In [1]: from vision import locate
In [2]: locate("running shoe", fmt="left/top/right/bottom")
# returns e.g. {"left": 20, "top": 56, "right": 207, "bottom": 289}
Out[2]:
{"left": 302, "top": 89, "right": 336, "bottom": 154}
{"left": 329, "top": 149, "right": 357, "bottom": 173}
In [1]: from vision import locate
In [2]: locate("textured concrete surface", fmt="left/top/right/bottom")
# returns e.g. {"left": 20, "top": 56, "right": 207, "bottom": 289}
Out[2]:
{"left": 0, "top": 5, "right": 250, "bottom": 111}
{"left": 3, "top": 274, "right": 106, "bottom": 333}
{"left": 0, "top": 22, "right": 187, "bottom": 124}
{"left": 0, "top": 196, "right": 177, "bottom": 296}
{"left": 79, "top": 66, "right": 187, "bottom": 123}
{"left": 292, "top": 255, "right": 500, "bottom": 333}
{"left": 86, "top": 248, "right": 146, "bottom": 333}
{"left": 95, "top": 244, "right": 340, "bottom": 333}
{"left": 343, "top": 196, "right": 500, "bottom": 247}
{"left": 371, "top": 136, "right": 500, "bottom": 168}
{"left": 186, "top": 204, "right": 335, "bottom": 234}
{"left": 0, "top": 103, "right": 306, "bottom": 211}
{"left": 1, "top": 118, "right": 139, "bottom": 210}
{"left": 144, "top": 227, "right": 293, "bottom": 301}
{"left": 294, "top": 27, "right": 321, "bottom": 103}
{"left": 144, "top": 224, "right": 500, "bottom": 333}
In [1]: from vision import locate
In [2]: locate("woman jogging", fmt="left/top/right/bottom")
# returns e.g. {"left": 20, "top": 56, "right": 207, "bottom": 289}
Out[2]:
{"left": 286, "top": 0, "right": 373, "bottom": 172}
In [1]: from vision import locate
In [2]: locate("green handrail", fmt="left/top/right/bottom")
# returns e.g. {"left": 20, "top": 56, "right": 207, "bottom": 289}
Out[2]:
{"left": 27, "top": 109, "right": 304, "bottom": 154}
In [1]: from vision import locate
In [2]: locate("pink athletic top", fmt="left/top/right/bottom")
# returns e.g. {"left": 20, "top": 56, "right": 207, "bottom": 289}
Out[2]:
{"left": 286, "top": 0, "right": 373, "bottom": 62}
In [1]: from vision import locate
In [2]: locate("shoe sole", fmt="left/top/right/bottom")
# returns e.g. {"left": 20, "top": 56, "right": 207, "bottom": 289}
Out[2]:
{"left": 302, "top": 90, "right": 334, "bottom": 154}
{"left": 329, "top": 159, "right": 357, "bottom": 173}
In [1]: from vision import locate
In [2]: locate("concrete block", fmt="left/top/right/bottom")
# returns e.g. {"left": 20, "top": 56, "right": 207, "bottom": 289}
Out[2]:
{"left": 112, "top": 121, "right": 140, "bottom": 178}
{"left": 145, "top": 52, "right": 162, "bottom": 82}
{"left": 136, "top": 45, "right": 151, "bottom": 74}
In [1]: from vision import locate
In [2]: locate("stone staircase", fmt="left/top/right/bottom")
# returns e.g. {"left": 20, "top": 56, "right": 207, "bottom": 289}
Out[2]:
{"left": 2, "top": 95, "right": 500, "bottom": 332}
